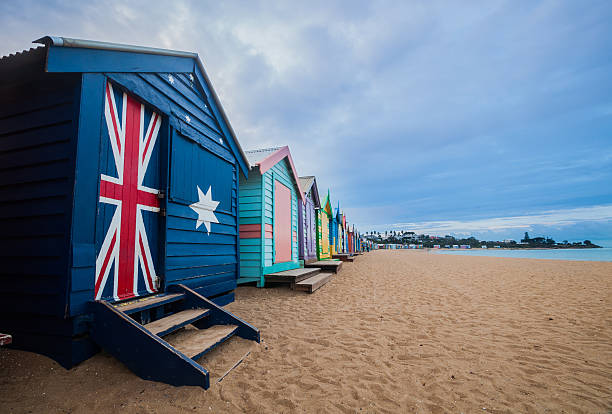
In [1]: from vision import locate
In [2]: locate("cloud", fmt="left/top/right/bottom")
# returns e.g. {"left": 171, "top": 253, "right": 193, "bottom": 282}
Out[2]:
{"left": 382, "top": 205, "right": 612, "bottom": 235}
{"left": 1, "top": 1, "right": 611, "bottom": 239}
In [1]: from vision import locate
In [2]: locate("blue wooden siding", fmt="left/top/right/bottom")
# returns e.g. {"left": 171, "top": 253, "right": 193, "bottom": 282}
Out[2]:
{"left": 0, "top": 73, "right": 80, "bottom": 318}
{"left": 101, "top": 72, "right": 239, "bottom": 300}
{"left": 238, "top": 171, "right": 262, "bottom": 284}
{"left": 0, "top": 46, "right": 248, "bottom": 369}
{"left": 0, "top": 71, "right": 88, "bottom": 366}
{"left": 166, "top": 129, "right": 238, "bottom": 299}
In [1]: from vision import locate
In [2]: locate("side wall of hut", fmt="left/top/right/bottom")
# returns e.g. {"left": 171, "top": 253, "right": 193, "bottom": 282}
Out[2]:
{"left": 0, "top": 67, "right": 83, "bottom": 366}
{"left": 238, "top": 171, "right": 263, "bottom": 285}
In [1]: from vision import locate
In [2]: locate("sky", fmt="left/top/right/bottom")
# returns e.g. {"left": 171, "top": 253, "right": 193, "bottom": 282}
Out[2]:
{"left": 2, "top": 1, "right": 611, "bottom": 245}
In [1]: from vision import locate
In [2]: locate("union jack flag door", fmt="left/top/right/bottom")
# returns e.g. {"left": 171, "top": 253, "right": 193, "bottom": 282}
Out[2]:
{"left": 94, "top": 81, "right": 163, "bottom": 301}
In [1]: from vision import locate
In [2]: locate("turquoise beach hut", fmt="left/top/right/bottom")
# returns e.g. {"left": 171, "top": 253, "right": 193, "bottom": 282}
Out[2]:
{"left": 238, "top": 146, "right": 303, "bottom": 286}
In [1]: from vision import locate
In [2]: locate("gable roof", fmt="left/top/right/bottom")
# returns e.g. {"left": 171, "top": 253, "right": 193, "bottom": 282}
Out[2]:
{"left": 244, "top": 147, "right": 283, "bottom": 166}
{"left": 320, "top": 190, "right": 333, "bottom": 217}
{"left": 244, "top": 146, "right": 304, "bottom": 202}
{"left": 298, "top": 176, "right": 320, "bottom": 208}
{"left": 27, "top": 36, "right": 250, "bottom": 177}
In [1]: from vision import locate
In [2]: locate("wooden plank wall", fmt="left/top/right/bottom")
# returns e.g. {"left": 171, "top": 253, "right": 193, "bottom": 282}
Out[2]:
{"left": 0, "top": 69, "right": 93, "bottom": 366}
{"left": 0, "top": 73, "right": 80, "bottom": 318}
{"left": 106, "top": 72, "right": 239, "bottom": 300}
{"left": 238, "top": 172, "right": 262, "bottom": 284}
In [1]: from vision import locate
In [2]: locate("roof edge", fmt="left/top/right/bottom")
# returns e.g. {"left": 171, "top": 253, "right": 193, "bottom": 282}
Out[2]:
{"left": 34, "top": 36, "right": 197, "bottom": 58}
{"left": 33, "top": 36, "right": 251, "bottom": 173}
{"left": 254, "top": 146, "right": 304, "bottom": 202}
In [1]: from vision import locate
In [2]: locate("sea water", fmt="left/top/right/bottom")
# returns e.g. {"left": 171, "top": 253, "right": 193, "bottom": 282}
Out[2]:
{"left": 433, "top": 247, "right": 612, "bottom": 262}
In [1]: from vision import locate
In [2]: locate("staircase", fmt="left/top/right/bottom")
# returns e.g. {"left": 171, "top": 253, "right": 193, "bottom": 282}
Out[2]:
{"left": 265, "top": 267, "right": 333, "bottom": 293}
{"left": 89, "top": 284, "right": 259, "bottom": 389}
{"left": 332, "top": 253, "right": 354, "bottom": 262}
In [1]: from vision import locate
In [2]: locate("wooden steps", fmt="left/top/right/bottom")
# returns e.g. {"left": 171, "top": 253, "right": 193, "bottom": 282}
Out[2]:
{"left": 332, "top": 254, "right": 354, "bottom": 262}
{"left": 144, "top": 308, "right": 210, "bottom": 337}
{"left": 265, "top": 267, "right": 320, "bottom": 283}
{"left": 304, "top": 260, "right": 343, "bottom": 273}
{"left": 263, "top": 266, "right": 334, "bottom": 293}
{"left": 114, "top": 293, "right": 184, "bottom": 314}
{"left": 90, "top": 285, "right": 259, "bottom": 389}
{"left": 170, "top": 325, "right": 238, "bottom": 360}
{"left": 294, "top": 272, "right": 333, "bottom": 293}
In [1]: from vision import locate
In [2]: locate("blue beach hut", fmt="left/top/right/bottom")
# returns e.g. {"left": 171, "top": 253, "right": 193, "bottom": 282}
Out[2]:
{"left": 0, "top": 37, "right": 259, "bottom": 389}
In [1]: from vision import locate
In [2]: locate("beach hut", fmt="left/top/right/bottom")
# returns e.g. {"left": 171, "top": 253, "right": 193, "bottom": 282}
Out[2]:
{"left": 332, "top": 203, "right": 343, "bottom": 254}
{"left": 341, "top": 213, "right": 347, "bottom": 253}
{"left": 238, "top": 146, "right": 303, "bottom": 286}
{"left": 0, "top": 36, "right": 259, "bottom": 389}
{"left": 298, "top": 176, "right": 321, "bottom": 264}
{"left": 317, "top": 191, "right": 333, "bottom": 260}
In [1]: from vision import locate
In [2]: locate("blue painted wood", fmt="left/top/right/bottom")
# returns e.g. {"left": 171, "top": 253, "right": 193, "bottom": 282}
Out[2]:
{"left": 0, "top": 72, "right": 80, "bottom": 323}
{"left": 106, "top": 73, "right": 235, "bottom": 165}
{"left": 1, "top": 42, "right": 255, "bottom": 377}
{"left": 90, "top": 301, "right": 210, "bottom": 388}
{"left": 69, "top": 73, "right": 105, "bottom": 313}
{"left": 169, "top": 284, "right": 259, "bottom": 342}
{"left": 210, "top": 291, "right": 235, "bottom": 307}
{"left": 192, "top": 66, "right": 248, "bottom": 178}
{"left": 46, "top": 46, "right": 194, "bottom": 74}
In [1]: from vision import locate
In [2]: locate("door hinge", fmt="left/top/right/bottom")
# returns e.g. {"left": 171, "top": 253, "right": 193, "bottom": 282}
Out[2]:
{"left": 160, "top": 208, "right": 166, "bottom": 217}
{"left": 157, "top": 190, "right": 165, "bottom": 199}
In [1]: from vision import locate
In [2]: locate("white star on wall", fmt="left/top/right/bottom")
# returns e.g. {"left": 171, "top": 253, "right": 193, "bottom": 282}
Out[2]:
{"left": 189, "top": 185, "right": 220, "bottom": 235}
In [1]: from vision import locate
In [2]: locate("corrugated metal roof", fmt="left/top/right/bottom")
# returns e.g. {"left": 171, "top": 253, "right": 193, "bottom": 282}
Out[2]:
{"left": 244, "top": 147, "right": 283, "bottom": 166}
{"left": 298, "top": 176, "right": 315, "bottom": 194}
{"left": 0, "top": 46, "right": 45, "bottom": 65}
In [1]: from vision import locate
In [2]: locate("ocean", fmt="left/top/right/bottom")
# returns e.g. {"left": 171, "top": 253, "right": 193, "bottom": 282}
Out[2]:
{"left": 433, "top": 247, "right": 612, "bottom": 262}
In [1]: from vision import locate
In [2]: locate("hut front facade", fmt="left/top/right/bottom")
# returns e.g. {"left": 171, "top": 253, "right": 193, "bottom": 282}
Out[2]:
{"left": 0, "top": 36, "right": 259, "bottom": 389}
{"left": 298, "top": 176, "right": 321, "bottom": 263}
{"left": 317, "top": 191, "right": 333, "bottom": 260}
{"left": 348, "top": 225, "right": 354, "bottom": 253}
{"left": 238, "top": 146, "right": 303, "bottom": 286}
{"left": 332, "top": 205, "right": 342, "bottom": 255}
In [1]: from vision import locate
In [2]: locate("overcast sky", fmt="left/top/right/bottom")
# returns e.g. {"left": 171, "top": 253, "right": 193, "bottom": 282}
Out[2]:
{"left": 2, "top": 1, "right": 611, "bottom": 244}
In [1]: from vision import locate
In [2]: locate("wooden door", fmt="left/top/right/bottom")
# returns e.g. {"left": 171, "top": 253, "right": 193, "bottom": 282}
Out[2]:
{"left": 274, "top": 180, "right": 292, "bottom": 263}
{"left": 94, "top": 81, "right": 162, "bottom": 301}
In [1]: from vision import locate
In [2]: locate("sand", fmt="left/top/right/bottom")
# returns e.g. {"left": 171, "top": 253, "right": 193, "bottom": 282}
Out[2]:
{"left": 1, "top": 250, "right": 611, "bottom": 413}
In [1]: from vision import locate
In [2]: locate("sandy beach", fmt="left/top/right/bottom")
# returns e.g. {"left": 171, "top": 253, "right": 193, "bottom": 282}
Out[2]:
{"left": 1, "top": 250, "right": 611, "bottom": 413}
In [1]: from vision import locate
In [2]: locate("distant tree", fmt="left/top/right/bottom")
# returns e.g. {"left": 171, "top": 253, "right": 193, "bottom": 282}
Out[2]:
{"left": 522, "top": 232, "right": 530, "bottom": 243}
{"left": 584, "top": 240, "right": 592, "bottom": 245}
